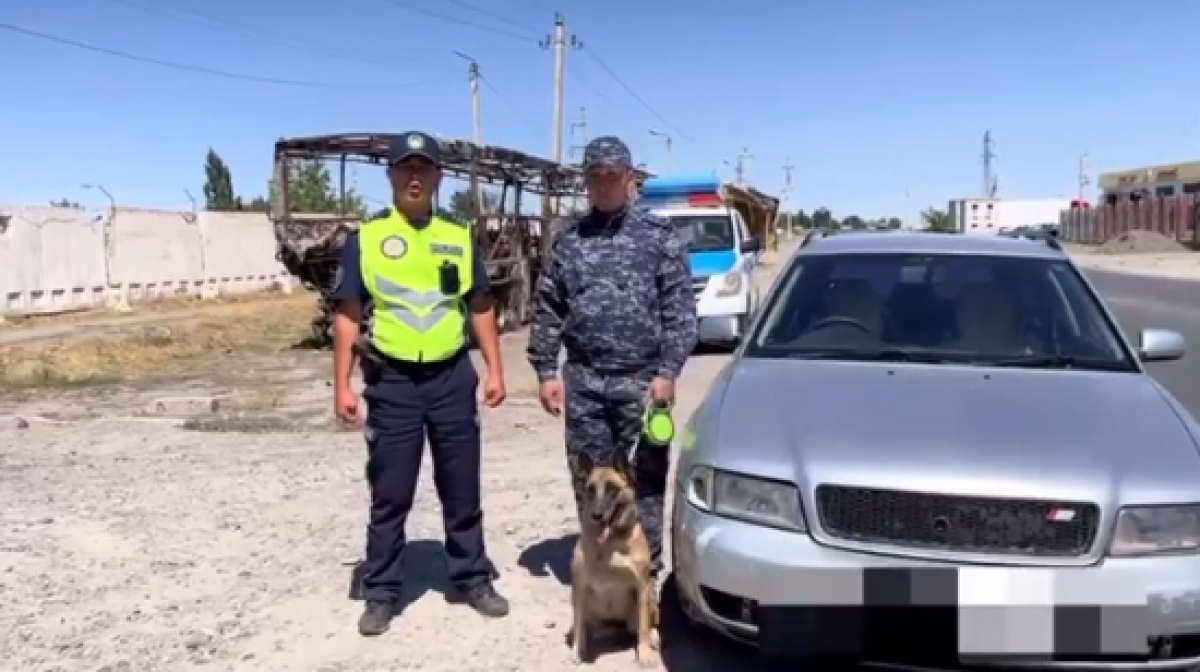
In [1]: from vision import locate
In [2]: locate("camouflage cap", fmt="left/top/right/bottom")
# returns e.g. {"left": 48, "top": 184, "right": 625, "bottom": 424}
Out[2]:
{"left": 581, "top": 135, "right": 633, "bottom": 171}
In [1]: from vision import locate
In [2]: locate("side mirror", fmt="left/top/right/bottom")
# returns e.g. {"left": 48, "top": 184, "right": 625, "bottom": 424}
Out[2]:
{"left": 1138, "top": 328, "right": 1185, "bottom": 362}
{"left": 739, "top": 238, "right": 761, "bottom": 254}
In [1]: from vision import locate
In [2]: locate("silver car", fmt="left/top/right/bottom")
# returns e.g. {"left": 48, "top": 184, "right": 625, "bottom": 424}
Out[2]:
{"left": 671, "top": 230, "right": 1200, "bottom": 668}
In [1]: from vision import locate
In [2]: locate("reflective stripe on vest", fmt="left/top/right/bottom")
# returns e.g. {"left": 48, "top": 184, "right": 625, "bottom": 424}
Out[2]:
{"left": 372, "top": 276, "right": 460, "bottom": 332}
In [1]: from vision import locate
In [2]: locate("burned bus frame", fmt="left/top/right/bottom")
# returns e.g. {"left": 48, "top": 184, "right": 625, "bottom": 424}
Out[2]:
{"left": 271, "top": 133, "right": 643, "bottom": 345}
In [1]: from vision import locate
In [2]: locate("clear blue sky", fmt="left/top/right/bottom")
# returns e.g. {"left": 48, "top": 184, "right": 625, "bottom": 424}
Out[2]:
{"left": 3, "top": 0, "right": 1199, "bottom": 222}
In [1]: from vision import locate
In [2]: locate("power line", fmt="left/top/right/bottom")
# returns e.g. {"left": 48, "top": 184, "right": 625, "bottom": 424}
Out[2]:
{"left": 480, "top": 75, "right": 538, "bottom": 130}
{"left": 0, "top": 22, "right": 445, "bottom": 89}
{"left": 578, "top": 43, "right": 692, "bottom": 142}
{"left": 442, "top": 0, "right": 542, "bottom": 34}
{"left": 381, "top": 0, "right": 537, "bottom": 42}
{"left": 103, "top": 0, "right": 401, "bottom": 68}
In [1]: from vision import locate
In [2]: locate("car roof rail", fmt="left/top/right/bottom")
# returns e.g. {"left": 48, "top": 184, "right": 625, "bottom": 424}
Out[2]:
{"left": 801, "top": 229, "right": 827, "bottom": 247}
{"left": 801, "top": 228, "right": 859, "bottom": 247}
{"left": 998, "top": 229, "right": 1062, "bottom": 251}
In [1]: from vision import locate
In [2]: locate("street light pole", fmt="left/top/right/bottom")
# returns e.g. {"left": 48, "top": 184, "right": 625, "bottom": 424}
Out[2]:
{"left": 648, "top": 129, "right": 673, "bottom": 171}
{"left": 82, "top": 183, "right": 122, "bottom": 302}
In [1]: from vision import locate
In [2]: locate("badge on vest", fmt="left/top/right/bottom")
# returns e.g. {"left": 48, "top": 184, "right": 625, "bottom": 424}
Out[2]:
{"left": 381, "top": 236, "right": 407, "bottom": 259}
{"left": 430, "top": 242, "right": 464, "bottom": 257}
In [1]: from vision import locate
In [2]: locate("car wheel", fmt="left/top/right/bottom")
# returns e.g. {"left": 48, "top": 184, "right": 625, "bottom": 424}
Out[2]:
{"left": 660, "top": 572, "right": 705, "bottom": 633}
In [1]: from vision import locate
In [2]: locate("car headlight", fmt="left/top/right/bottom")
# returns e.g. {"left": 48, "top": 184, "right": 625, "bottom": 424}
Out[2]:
{"left": 1108, "top": 506, "right": 1200, "bottom": 556}
{"left": 714, "top": 272, "right": 744, "bottom": 297}
{"left": 685, "top": 465, "right": 806, "bottom": 531}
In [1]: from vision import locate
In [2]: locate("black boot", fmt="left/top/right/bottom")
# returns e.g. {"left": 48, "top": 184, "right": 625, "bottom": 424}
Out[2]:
{"left": 463, "top": 582, "right": 510, "bottom": 618}
{"left": 357, "top": 600, "right": 400, "bottom": 636}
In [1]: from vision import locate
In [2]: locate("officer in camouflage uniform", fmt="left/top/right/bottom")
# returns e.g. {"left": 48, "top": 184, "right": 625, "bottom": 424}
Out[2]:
{"left": 526, "top": 136, "right": 698, "bottom": 576}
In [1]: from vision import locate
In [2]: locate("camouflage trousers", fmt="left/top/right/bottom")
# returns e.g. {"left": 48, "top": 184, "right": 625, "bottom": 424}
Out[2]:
{"left": 562, "top": 362, "right": 670, "bottom": 574}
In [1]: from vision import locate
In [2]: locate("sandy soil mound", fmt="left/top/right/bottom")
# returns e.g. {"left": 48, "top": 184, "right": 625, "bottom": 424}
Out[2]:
{"left": 1095, "top": 230, "right": 1189, "bottom": 254}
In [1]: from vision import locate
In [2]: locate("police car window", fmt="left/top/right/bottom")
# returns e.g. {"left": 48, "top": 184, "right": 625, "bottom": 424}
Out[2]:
{"left": 667, "top": 216, "right": 735, "bottom": 252}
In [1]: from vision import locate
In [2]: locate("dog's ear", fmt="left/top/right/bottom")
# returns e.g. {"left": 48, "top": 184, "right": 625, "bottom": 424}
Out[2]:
{"left": 612, "top": 447, "right": 636, "bottom": 485}
{"left": 574, "top": 451, "right": 595, "bottom": 478}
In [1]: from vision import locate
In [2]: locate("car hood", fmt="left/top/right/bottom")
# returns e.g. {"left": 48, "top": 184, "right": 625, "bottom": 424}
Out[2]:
{"left": 711, "top": 358, "right": 1200, "bottom": 504}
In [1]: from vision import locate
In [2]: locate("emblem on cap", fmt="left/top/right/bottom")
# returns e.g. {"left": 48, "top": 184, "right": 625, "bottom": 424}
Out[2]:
{"left": 381, "top": 235, "right": 407, "bottom": 259}
{"left": 407, "top": 134, "right": 424, "bottom": 149}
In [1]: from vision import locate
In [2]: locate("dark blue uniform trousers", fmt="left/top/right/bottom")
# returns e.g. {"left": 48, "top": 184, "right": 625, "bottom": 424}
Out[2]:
{"left": 360, "top": 350, "right": 490, "bottom": 601}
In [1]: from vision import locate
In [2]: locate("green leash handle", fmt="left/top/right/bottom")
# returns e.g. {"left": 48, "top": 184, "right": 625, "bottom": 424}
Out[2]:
{"left": 642, "top": 398, "right": 675, "bottom": 447}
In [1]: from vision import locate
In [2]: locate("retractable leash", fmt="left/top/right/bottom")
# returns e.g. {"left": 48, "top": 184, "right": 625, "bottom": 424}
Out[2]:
{"left": 628, "top": 395, "right": 676, "bottom": 464}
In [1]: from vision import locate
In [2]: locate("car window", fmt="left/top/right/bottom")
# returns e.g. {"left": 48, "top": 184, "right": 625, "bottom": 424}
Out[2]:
{"left": 667, "top": 215, "right": 735, "bottom": 252}
{"left": 746, "top": 252, "right": 1134, "bottom": 367}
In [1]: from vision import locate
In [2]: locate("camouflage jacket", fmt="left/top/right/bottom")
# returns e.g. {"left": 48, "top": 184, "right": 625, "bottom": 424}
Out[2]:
{"left": 527, "top": 207, "right": 698, "bottom": 381}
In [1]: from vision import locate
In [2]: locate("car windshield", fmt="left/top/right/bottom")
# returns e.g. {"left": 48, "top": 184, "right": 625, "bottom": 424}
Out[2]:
{"left": 667, "top": 215, "right": 735, "bottom": 252}
{"left": 744, "top": 252, "right": 1136, "bottom": 371}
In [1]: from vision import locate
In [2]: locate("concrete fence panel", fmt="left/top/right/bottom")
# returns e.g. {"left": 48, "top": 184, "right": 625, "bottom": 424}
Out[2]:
{"left": 108, "top": 208, "right": 205, "bottom": 301}
{"left": 0, "top": 205, "right": 108, "bottom": 313}
{"left": 0, "top": 203, "right": 292, "bottom": 316}
{"left": 198, "top": 212, "right": 288, "bottom": 293}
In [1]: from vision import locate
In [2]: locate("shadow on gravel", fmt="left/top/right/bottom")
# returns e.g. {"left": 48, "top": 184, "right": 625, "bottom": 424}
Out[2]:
{"left": 658, "top": 574, "right": 788, "bottom": 672}
{"left": 347, "top": 539, "right": 455, "bottom": 613}
{"left": 517, "top": 533, "right": 577, "bottom": 585}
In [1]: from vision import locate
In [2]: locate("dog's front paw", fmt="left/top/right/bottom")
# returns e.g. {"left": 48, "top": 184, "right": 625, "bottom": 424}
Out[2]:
{"left": 635, "top": 643, "right": 661, "bottom": 668}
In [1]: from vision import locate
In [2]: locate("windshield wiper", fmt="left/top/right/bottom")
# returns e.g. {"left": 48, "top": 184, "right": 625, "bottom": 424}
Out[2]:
{"left": 783, "top": 348, "right": 956, "bottom": 363}
{"left": 980, "top": 354, "right": 1134, "bottom": 372}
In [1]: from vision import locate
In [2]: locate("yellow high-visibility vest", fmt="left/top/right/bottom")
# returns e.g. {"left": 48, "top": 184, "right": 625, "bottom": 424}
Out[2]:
{"left": 359, "top": 209, "right": 473, "bottom": 362}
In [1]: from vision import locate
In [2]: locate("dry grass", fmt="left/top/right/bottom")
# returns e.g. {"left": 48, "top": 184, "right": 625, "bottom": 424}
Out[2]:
{"left": 0, "top": 295, "right": 317, "bottom": 389}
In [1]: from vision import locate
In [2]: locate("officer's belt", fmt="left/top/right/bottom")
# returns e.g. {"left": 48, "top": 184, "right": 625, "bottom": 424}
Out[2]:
{"left": 357, "top": 339, "right": 466, "bottom": 372}
{"left": 563, "top": 357, "right": 656, "bottom": 377}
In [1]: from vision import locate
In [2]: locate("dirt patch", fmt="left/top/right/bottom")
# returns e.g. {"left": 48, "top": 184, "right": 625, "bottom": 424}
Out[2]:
{"left": 0, "top": 295, "right": 316, "bottom": 390}
{"left": 1095, "top": 230, "right": 1190, "bottom": 254}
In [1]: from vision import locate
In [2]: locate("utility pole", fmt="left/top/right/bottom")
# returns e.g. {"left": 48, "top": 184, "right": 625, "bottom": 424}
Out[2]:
{"left": 982, "top": 131, "right": 997, "bottom": 198}
{"left": 454, "top": 51, "right": 484, "bottom": 214}
{"left": 649, "top": 129, "right": 673, "bottom": 171}
{"left": 541, "top": 14, "right": 580, "bottom": 215}
{"left": 541, "top": 14, "right": 580, "bottom": 165}
{"left": 569, "top": 106, "right": 588, "bottom": 159}
{"left": 734, "top": 147, "right": 754, "bottom": 186}
{"left": 782, "top": 157, "right": 795, "bottom": 238}
{"left": 1077, "top": 152, "right": 1090, "bottom": 203}
{"left": 569, "top": 107, "right": 588, "bottom": 212}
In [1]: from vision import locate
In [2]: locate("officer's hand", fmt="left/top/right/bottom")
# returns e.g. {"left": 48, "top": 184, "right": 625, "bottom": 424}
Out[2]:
{"left": 335, "top": 386, "right": 362, "bottom": 425}
{"left": 538, "top": 379, "right": 564, "bottom": 417}
{"left": 649, "top": 376, "right": 676, "bottom": 404}
{"left": 483, "top": 373, "right": 506, "bottom": 408}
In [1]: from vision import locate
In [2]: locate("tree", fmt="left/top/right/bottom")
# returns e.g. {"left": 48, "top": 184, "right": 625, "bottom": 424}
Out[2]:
{"left": 810, "top": 207, "right": 839, "bottom": 230}
{"left": 288, "top": 160, "right": 366, "bottom": 216}
{"left": 203, "top": 149, "right": 237, "bottom": 211}
{"left": 447, "top": 188, "right": 497, "bottom": 221}
{"left": 841, "top": 215, "right": 865, "bottom": 230}
{"left": 921, "top": 207, "right": 952, "bottom": 232}
{"left": 886, "top": 217, "right": 903, "bottom": 229}
{"left": 242, "top": 196, "right": 271, "bottom": 213}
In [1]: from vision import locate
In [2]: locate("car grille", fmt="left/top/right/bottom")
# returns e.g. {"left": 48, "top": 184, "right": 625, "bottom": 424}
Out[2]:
{"left": 691, "top": 276, "right": 709, "bottom": 299}
{"left": 815, "top": 486, "right": 1100, "bottom": 557}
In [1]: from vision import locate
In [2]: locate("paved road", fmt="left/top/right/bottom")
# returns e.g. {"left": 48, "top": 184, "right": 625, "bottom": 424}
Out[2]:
{"left": 1087, "top": 270, "right": 1200, "bottom": 415}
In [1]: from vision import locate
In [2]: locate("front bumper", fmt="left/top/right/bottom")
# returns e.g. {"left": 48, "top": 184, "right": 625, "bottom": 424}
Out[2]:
{"left": 672, "top": 496, "right": 1200, "bottom": 669}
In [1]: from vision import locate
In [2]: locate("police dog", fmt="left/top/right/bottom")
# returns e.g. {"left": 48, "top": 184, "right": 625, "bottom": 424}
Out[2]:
{"left": 568, "top": 450, "right": 660, "bottom": 667}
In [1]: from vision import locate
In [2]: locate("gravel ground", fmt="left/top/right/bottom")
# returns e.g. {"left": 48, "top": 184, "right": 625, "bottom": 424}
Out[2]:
{"left": 0, "top": 245, "right": 796, "bottom": 672}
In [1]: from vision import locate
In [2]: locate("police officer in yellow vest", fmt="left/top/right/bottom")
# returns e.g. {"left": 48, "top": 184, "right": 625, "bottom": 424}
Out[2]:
{"left": 332, "top": 132, "right": 509, "bottom": 636}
